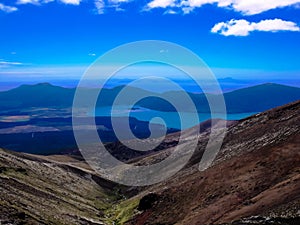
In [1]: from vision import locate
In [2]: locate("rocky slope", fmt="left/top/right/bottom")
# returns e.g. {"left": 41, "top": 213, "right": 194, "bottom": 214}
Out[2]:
{"left": 1, "top": 100, "right": 299, "bottom": 225}
{"left": 126, "top": 100, "right": 300, "bottom": 225}
{"left": 0, "top": 149, "right": 125, "bottom": 224}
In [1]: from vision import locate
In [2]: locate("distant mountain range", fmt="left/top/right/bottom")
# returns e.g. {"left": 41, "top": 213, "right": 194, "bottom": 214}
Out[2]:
{"left": 0, "top": 82, "right": 300, "bottom": 114}
{"left": 132, "top": 83, "right": 300, "bottom": 113}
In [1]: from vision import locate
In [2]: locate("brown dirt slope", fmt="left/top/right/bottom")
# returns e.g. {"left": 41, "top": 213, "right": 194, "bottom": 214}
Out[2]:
{"left": 127, "top": 100, "right": 300, "bottom": 225}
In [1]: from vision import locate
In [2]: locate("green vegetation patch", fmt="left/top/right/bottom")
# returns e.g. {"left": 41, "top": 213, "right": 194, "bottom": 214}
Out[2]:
{"left": 106, "top": 197, "right": 140, "bottom": 225}
{"left": 0, "top": 166, "right": 28, "bottom": 176}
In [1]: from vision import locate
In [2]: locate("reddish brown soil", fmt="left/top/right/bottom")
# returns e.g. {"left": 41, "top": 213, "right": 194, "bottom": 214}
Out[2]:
{"left": 128, "top": 101, "right": 300, "bottom": 225}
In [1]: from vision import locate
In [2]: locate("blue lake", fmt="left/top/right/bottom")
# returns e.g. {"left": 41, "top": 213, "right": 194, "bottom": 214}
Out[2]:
{"left": 94, "top": 106, "right": 257, "bottom": 130}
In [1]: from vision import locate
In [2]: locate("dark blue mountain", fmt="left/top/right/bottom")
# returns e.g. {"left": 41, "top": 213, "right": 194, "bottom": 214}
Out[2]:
{"left": 0, "top": 82, "right": 299, "bottom": 113}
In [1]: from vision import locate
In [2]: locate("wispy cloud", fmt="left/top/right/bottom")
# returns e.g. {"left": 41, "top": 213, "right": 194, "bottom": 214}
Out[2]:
{"left": 10, "top": 0, "right": 300, "bottom": 16}
{"left": 4, "top": 0, "right": 300, "bottom": 38}
{"left": 94, "top": 0, "right": 132, "bottom": 14}
{"left": 15, "top": 0, "right": 132, "bottom": 12}
{"left": 109, "top": 0, "right": 132, "bottom": 3}
{"left": 17, "top": 0, "right": 41, "bottom": 5}
{"left": 146, "top": 0, "right": 175, "bottom": 9}
{"left": 17, "top": 0, "right": 81, "bottom": 5}
{"left": 224, "top": 0, "right": 300, "bottom": 15}
{"left": 211, "top": 18, "right": 300, "bottom": 36}
{"left": 60, "top": 0, "right": 82, "bottom": 5}
{"left": 0, "top": 65, "right": 86, "bottom": 80}
{"left": 163, "top": 8, "right": 178, "bottom": 14}
{"left": 146, "top": 0, "right": 300, "bottom": 15}
{"left": 95, "top": 0, "right": 105, "bottom": 14}
{"left": 0, "top": 3, "right": 18, "bottom": 13}
{"left": 0, "top": 60, "right": 24, "bottom": 68}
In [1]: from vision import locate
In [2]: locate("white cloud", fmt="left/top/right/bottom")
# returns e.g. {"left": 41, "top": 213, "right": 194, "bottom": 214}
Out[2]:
{"left": 95, "top": 0, "right": 105, "bottom": 13}
{"left": 159, "top": 49, "right": 169, "bottom": 53}
{"left": 17, "top": 0, "right": 41, "bottom": 4}
{"left": 182, "top": 6, "right": 194, "bottom": 14}
{"left": 8, "top": 0, "right": 300, "bottom": 16}
{"left": 254, "top": 19, "right": 300, "bottom": 32}
{"left": 146, "top": 0, "right": 300, "bottom": 15}
{"left": 0, "top": 60, "right": 24, "bottom": 68}
{"left": 211, "top": 18, "right": 300, "bottom": 36}
{"left": 163, "top": 9, "right": 178, "bottom": 14}
{"left": 109, "top": 0, "right": 131, "bottom": 3}
{"left": 17, "top": 0, "right": 55, "bottom": 4}
{"left": 147, "top": 0, "right": 176, "bottom": 9}
{"left": 211, "top": 19, "right": 253, "bottom": 36}
{"left": 60, "top": 0, "right": 81, "bottom": 5}
{"left": 17, "top": 0, "right": 81, "bottom": 5}
{"left": 227, "top": 0, "right": 300, "bottom": 15}
{"left": 0, "top": 3, "right": 18, "bottom": 13}
{"left": 15, "top": 0, "right": 132, "bottom": 14}
{"left": 94, "top": 0, "right": 132, "bottom": 14}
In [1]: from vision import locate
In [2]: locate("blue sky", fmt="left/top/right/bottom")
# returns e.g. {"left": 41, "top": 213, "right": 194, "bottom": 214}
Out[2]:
{"left": 1, "top": 0, "right": 300, "bottom": 88}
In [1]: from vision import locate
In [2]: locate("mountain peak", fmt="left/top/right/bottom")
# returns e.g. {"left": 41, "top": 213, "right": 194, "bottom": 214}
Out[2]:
{"left": 36, "top": 82, "right": 53, "bottom": 86}
{"left": 18, "top": 82, "right": 55, "bottom": 89}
